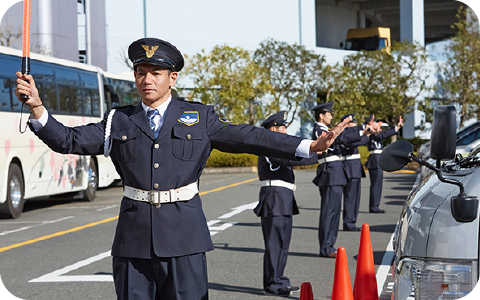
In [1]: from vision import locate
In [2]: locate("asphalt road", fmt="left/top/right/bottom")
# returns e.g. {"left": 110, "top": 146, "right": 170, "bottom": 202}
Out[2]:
{"left": 0, "top": 170, "right": 417, "bottom": 300}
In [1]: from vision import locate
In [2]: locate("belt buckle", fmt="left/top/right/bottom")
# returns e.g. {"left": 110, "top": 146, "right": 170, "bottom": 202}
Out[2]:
{"left": 149, "top": 191, "right": 162, "bottom": 208}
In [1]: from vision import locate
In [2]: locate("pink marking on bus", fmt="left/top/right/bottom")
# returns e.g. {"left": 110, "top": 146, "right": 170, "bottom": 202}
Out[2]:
{"left": 68, "top": 119, "right": 75, "bottom": 127}
{"left": 4, "top": 140, "right": 10, "bottom": 156}
{"left": 30, "top": 139, "right": 35, "bottom": 153}
{"left": 61, "top": 174, "right": 67, "bottom": 189}
{"left": 82, "top": 117, "right": 86, "bottom": 124}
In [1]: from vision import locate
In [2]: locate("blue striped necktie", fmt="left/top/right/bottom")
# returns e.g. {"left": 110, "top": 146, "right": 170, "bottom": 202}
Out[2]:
{"left": 147, "top": 109, "right": 160, "bottom": 138}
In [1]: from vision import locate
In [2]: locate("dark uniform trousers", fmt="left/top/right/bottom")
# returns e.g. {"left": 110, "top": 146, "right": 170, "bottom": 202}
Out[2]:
{"left": 31, "top": 98, "right": 305, "bottom": 300}
{"left": 254, "top": 155, "right": 316, "bottom": 292}
{"left": 341, "top": 133, "right": 369, "bottom": 230}
{"left": 365, "top": 127, "right": 398, "bottom": 212}
{"left": 312, "top": 123, "right": 362, "bottom": 256}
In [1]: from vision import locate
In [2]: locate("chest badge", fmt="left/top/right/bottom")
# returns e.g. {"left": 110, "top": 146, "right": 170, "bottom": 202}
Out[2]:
{"left": 178, "top": 111, "right": 199, "bottom": 126}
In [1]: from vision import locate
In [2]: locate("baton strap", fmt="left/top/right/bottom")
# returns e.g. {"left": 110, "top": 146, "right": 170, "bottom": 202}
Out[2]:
{"left": 123, "top": 182, "right": 198, "bottom": 208}
{"left": 261, "top": 180, "right": 296, "bottom": 191}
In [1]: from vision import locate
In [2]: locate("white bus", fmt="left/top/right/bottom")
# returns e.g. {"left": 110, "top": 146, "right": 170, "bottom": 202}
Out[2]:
{"left": 0, "top": 45, "right": 141, "bottom": 218}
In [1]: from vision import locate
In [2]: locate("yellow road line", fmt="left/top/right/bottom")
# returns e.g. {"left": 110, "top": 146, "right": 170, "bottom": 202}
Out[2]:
{"left": 0, "top": 216, "right": 118, "bottom": 253}
{"left": 0, "top": 177, "right": 258, "bottom": 253}
{"left": 199, "top": 178, "right": 258, "bottom": 196}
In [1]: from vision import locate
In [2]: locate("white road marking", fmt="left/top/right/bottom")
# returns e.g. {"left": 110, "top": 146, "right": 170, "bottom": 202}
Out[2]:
{"left": 28, "top": 202, "right": 253, "bottom": 282}
{"left": 376, "top": 232, "right": 395, "bottom": 296}
{"left": 29, "top": 251, "right": 112, "bottom": 282}
{"left": 0, "top": 275, "right": 24, "bottom": 300}
{"left": 0, "top": 216, "right": 74, "bottom": 236}
{"left": 217, "top": 202, "right": 257, "bottom": 219}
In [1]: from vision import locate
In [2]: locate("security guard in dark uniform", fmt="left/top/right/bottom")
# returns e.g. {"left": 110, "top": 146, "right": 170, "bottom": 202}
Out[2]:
{"left": 254, "top": 111, "right": 317, "bottom": 296}
{"left": 364, "top": 115, "right": 403, "bottom": 213}
{"left": 339, "top": 114, "right": 371, "bottom": 231}
{"left": 311, "top": 103, "right": 363, "bottom": 258}
{"left": 15, "top": 38, "right": 352, "bottom": 300}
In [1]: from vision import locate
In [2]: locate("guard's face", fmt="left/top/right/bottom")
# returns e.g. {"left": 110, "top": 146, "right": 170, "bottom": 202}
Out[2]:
{"left": 134, "top": 64, "right": 177, "bottom": 107}
{"left": 320, "top": 112, "right": 333, "bottom": 126}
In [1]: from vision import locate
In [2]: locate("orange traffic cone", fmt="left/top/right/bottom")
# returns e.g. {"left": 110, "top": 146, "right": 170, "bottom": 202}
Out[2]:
{"left": 331, "top": 247, "right": 354, "bottom": 300}
{"left": 353, "top": 223, "right": 378, "bottom": 300}
{"left": 299, "top": 282, "right": 313, "bottom": 300}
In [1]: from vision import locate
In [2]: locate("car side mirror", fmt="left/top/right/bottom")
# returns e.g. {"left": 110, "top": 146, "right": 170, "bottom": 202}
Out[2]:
{"left": 379, "top": 140, "right": 413, "bottom": 172}
{"left": 430, "top": 105, "right": 456, "bottom": 160}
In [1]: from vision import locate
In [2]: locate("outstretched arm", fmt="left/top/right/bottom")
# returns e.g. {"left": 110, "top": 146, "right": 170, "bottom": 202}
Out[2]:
{"left": 309, "top": 116, "right": 352, "bottom": 153}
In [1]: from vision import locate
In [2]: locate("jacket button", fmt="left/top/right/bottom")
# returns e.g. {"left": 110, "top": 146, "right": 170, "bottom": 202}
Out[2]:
{"left": 154, "top": 183, "right": 159, "bottom": 189}
{"left": 154, "top": 163, "right": 159, "bottom": 168}
{"left": 186, "top": 134, "right": 192, "bottom": 140}
{"left": 122, "top": 135, "right": 127, "bottom": 140}
{"left": 154, "top": 144, "right": 159, "bottom": 149}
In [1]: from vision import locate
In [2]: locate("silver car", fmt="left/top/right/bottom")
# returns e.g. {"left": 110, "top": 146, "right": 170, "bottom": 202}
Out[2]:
{"left": 380, "top": 105, "right": 479, "bottom": 299}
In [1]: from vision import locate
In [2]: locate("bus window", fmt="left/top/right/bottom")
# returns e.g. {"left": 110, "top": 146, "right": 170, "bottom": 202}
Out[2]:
{"left": 0, "top": 56, "right": 17, "bottom": 77}
{"left": 82, "top": 89, "right": 92, "bottom": 115}
{"left": 92, "top": 89, "right": 100, "bottom": 117}
{"left": 0, "top": 77, "right": 12, "bottom": 111}
{"left": 42, "top": 83, "right": 58, "bottom": 112}
{"left": 31, "top": 61, "right": 54, "bottom": 81}
{"left": 70, "top": 88, "right": 82, "bottom": 114}
{"left": 56, "top": 67, "right": 80, "bottom": 86}
{"left": 59, "top": 86, "right": 71, "bottom": 113}
{"left": 80, "top": 73, "right": 99, "bottom": 89}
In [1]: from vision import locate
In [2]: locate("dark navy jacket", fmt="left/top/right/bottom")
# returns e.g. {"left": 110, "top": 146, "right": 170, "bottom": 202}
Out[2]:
{"left": 365, "top": 127, "right": 398, "bottom": 170}
{"left": 254, "top": 155, "right": 317, "bottom": 217}
{"left": 31, "top": 98, "right": 304, "bottom": 259}
{"left": 340, "top": 132, "right": 369, "bottom": 179}
{"left": 311, "top": 123, "right": 362, "bottom": 187}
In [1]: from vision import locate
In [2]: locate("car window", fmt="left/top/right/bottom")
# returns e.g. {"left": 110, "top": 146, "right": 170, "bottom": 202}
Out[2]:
{"left": 457, "top": 131, "right": 476, "bottom": 146}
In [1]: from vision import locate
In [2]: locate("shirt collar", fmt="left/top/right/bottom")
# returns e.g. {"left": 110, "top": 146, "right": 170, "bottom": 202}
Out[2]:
{"left": 142, "top": 95, "right": 172, "bottom": 116}
{"left": 316, "top": 122, "right": 329, "bottom": 131}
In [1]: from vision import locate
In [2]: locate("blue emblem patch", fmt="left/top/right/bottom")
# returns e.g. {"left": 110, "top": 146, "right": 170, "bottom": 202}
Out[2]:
{"left": 178, "top": 111, "right": 199, "bottom": 126}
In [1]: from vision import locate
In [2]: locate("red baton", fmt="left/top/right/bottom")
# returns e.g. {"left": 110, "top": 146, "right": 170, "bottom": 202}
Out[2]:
{"left": 21, "top": 0, "right": 31, "bottom": 101}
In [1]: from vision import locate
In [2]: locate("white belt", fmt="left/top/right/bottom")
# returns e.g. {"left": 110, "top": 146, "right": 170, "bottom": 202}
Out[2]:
{"left": 369, "top": 150, "right": 383, "bottom": 154}
{"left": 123, "top": 182, "right": 198, "bottom": 208}
{"left": 318, "top": 155, "right": 343, "bottom": 165}
{"left": 261, "top": 180, "right": 296, "bottom": 191}
{"left": 343, "top": 153, "right": 361, "bottom": 160}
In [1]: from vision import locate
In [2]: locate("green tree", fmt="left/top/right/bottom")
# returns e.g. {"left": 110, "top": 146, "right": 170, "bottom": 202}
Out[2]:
{"left": 422, "top": 6, "right": 480, "bottom": 128}
{"left": 326, "top": 41, "right": 428, "bottom": 132}
{"left": 184, "top": 45, "right": 271, "bottom": 125}
{"left": 254, "top": 38, "right": 328, "bottom": 127}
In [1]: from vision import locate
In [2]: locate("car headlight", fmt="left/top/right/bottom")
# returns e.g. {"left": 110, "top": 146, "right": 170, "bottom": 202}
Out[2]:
{"left": 394, "top": 258, "right": 477, "bottom": 300}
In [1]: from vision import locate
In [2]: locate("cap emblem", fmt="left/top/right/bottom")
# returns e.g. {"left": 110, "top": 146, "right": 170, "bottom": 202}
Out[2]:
{"left": 142, "top": 45, "right": 159, "bottom": 58}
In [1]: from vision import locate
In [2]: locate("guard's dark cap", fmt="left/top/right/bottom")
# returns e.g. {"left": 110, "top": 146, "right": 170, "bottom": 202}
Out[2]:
{"left": 311, "top": 102, "right": 334, "bottom": 114}
{"left": 128, "top": 38, "right": 184, "bottom": 72}
{"left": 364, "top": 114, "right": 375, "bottom": 124}
{"left": 261, "top": 111, "right": 288, "bottom": 129}
{"left": 341, "top": 113, "right": 356, "bottom": 122}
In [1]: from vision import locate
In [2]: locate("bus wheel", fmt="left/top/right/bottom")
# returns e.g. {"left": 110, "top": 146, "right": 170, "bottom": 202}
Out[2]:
{"left": 83, "top": 158, "right": 98, "bottom": 202}
{"left": 82, "top": 158, "right": 98, "bottom": 202}
{"left": 0, "top": 164, "right": 25, "bottom": 219}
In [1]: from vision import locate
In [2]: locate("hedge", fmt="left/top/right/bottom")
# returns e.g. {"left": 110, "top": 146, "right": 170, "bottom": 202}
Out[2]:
{"left": 206, "top": 149, "right": 258, "bottom": 167}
